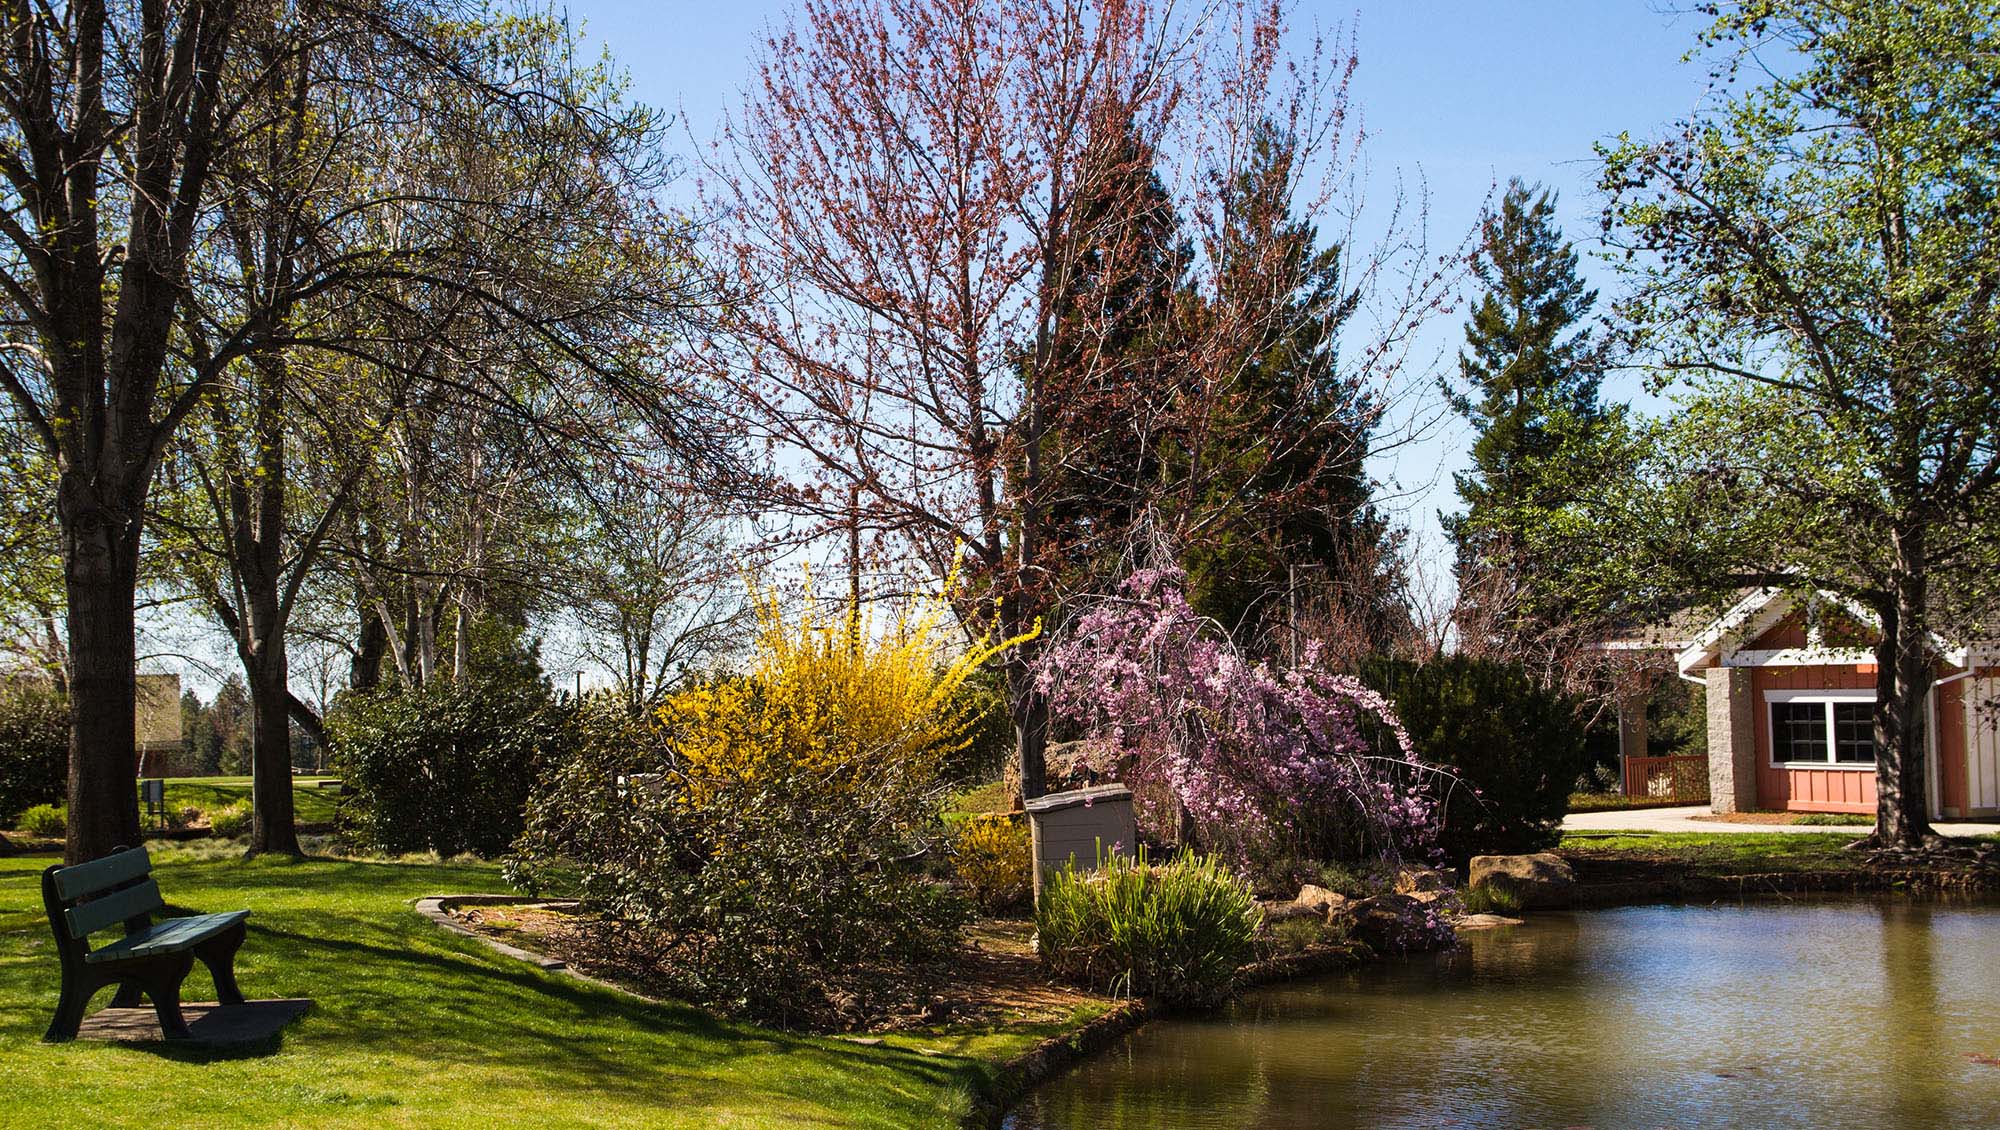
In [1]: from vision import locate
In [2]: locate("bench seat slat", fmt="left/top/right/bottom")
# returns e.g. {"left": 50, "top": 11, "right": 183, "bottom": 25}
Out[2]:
{"left": 84, "top": 911, "right": 249, "bottom": 964}
{"left": 64, "top": 879, "right": 164, "bottom": 939}
{"left": 51, "top": 847, "right": 153, "bottom": 901}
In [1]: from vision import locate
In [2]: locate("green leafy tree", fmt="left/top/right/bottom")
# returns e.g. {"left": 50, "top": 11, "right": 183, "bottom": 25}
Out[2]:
{"left": 0, "top": 681, "right": 67, "bottom": 822}
{"left": 180, "top": 689, "right": 221, "bottom": 776}
{"left": 208, "top": 676, "right": 254, "bottom": 777}
{"left": 1585, "top": 0, "right": 2000, "bottom": 848}
{"left": 0, "top": 443, "right": 64, "bottom": 685}
{"left": 1443, "top": 180, "right": 1612, "bottom": 658}
{"left": 1034, "top": 113, "right": 1193, "bottom": 595}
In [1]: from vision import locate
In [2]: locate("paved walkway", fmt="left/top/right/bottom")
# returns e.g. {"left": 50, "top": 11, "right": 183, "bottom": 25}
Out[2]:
{"left": 1562, "top": 805, "right": 2000, "bottom": 838}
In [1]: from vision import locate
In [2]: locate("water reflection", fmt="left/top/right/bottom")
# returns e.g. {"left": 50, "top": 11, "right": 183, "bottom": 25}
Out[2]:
{"left": 1006, "top": 899, "right": 2000, "bottom": 1130}
{"left": 1882, "top": 901, "right": 1942, "bottom": 1128}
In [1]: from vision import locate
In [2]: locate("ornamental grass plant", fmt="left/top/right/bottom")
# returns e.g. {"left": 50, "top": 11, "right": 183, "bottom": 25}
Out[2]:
{"left": 207, "top": 800, "right": 253, "bottom": 838}
{"left": 1036, "top": 849, "right": 1262, "bottom": 1007}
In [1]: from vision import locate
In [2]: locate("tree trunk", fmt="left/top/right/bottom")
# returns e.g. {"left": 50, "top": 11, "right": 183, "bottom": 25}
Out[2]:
{"left": 351, "top": 588, "right": 388, "bottom": 692}
{"left": 286, "top": 693, "right": 329, "bottom": 771}
{"left": 1005, "top": 650, "right": 1049, "bottom": 801}
{"left": 238, "top": 577, "right": 303, "bottom": 854}
{"left": 245, "top": 649, "right": 301, "bottom": 856}
{"left": 402, "top": 591, "right": 425, "bottom": 687}
{"left": 453, "top": 596, "right": 471, "bottom": 682}
{"left": 215, "top": 357, "right": 303, "bottom": 858}
{"left": 1872, "top": 525, "right": 1936, "bottom": 849}
{"left": 59, "top": 483, "right": 145, "bottom": 865}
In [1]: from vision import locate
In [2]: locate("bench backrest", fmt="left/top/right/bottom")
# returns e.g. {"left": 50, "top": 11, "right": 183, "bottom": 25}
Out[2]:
{"left": 43, "top": 846, "right": 162, "bottom": 943}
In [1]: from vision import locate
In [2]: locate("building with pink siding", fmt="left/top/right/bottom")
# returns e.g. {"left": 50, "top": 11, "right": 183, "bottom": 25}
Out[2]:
{"left": 1670, "top": 589, "right": 1999, "bottom": 820}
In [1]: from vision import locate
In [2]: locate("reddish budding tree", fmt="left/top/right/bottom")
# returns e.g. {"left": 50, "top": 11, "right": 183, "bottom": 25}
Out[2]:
{"left": 709, "top": 0, "right": 1449, "bottom": 799}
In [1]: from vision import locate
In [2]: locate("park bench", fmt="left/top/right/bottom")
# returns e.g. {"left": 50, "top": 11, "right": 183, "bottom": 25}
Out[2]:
{"left": 40, "top": 845, "right": 250, "bottom": 1041}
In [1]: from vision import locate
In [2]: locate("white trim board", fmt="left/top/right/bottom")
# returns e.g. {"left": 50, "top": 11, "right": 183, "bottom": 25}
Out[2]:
{"left": 1723, "top": 648, "right": 1876, "bottom": 668}
{"left": 1677, "top": 586, "right": 1973, "bottom": 676}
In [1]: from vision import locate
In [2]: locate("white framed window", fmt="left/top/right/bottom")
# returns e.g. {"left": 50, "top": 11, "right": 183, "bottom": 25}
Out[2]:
{"left": 1765, "top": 691, "right": 1876, "bottom": 768}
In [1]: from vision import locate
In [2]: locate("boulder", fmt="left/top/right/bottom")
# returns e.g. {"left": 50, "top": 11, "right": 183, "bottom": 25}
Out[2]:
{"left": 1260, "top": 900, "right": 1324, "bottom": 927}
{"left": 1454, "top": 913, "right": 1525, "bottom": 930}
{"left": 1347, "top": 892, "right": 1450, "bottom": 954}
{"left": 1394, "top": 867, "right": 1448, "bottom": 895}
{"left": 1468, "top": 853, "right": 1575, "bottom": 910}
{"left": 1293, "top": 884, "right": 1356, "bottom": 923}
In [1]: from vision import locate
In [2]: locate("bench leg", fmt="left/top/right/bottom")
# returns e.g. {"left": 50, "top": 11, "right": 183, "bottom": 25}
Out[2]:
{"left": 44, "top": 973, "right": 97, "bottom": 1042}
{"left": 194, "top": 921, "right": 248, "bottom": 1007}
{"left": 143, "top": 954, "right": 196, "bottom": 1039}
{"left": 108, "top": 981, "right": 147, "bottom": 1008}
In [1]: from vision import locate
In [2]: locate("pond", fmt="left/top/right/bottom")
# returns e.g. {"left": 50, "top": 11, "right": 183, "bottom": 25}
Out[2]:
{"left": 1006, "top": 900, "right": 2000, "bottom": 1129}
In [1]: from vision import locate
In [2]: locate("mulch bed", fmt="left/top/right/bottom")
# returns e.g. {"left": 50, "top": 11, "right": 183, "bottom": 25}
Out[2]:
{"left": 440, "top": 901, "right": 1107, "bottom": 1033}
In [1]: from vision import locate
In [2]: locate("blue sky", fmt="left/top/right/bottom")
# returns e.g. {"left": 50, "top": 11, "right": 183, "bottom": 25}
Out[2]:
{"left": 559, "top": 2, "right": 1719, "bottom": 582}
{"left": 155, "top": 3, "right": 1732, "bottom": 699}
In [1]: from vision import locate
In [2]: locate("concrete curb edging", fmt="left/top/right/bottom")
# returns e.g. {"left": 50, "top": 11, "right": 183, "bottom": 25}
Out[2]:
{"left": 963, "top": 998, "right": 1155, "bottom": 1129}
{"left": 1568, "top": 865, "right": 2000, "bottom": 906}
{"left": 412, "top": 894, "right": 668, "bottom": 1003}
{"left": 414, "top": 895, "right": 566, "bottom": 969}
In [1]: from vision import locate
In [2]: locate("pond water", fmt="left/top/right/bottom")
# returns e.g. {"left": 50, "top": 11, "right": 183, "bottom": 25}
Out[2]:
{"left": 1006, "top": 900, "right": 2000, "bottom": 1130}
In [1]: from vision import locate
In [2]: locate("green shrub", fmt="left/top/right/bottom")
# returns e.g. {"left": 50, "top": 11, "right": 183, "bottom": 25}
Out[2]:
{"left": 330, "top": 678, "right": 573, "bottom": 857}
{"left": 1036, "top": 850, "right": 1261, "bottom": 1007}
{"left": 509, "top": 695, "right": 968, "bottom": 1029}
{"left": 18, "top": 803, "right": 65, "bottom": 838}
{"left": 939, "top": 667, "right": 1015, "bottom": 784}
{"left": 208, "top": 801, "right": 253, "bottom": 838}
{"left": 1360, "top": 655, "right": 1589, "bottom": 864}
{"left": 0, "top": 684, "right": 66, "bottom": 823}
{"left": 1247, "top": 856, "right": 1387, "bottom": 901}
{"left": 1313, "top": 861, "right": 1373, "bottom": 899}
{"left": 950, "top": 813, "right": 1032, "bottom": 912}
{"left": 1262, "top": 914, "right": 1347, "bottom": 957}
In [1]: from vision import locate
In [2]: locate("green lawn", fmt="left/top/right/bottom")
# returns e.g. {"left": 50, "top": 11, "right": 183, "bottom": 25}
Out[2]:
{"left": 1559, "top": 830, "right": 2000, "bottom": 873}
{"left": 150, "top": 777, "right": 342, "bottom": 826}
{"left": 1564, "top": 792, "right": 1697, "bottom": 813}
{"left": 0, "top": 848, "right": 1052, "bottom": 1128}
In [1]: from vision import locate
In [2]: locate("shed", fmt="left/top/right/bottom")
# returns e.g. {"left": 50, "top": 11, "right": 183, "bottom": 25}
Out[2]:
{"left": 1023, "top": 783, "right": 1135, "bottom": 900}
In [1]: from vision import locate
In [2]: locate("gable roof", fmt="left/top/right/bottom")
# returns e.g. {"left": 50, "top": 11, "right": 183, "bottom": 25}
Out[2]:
{"left": 1674, "top": 587, "right": 1974, "bottom": 676}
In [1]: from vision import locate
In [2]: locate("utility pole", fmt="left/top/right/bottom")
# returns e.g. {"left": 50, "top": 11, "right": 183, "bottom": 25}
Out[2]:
{"left": 847, "top": 483, "right": 863, "bottom": 653}
{"left": 1287, "top": 563, "right": 1298, "bottom": 668}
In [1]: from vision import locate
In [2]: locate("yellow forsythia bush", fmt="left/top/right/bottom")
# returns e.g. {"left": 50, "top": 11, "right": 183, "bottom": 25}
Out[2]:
{"left": 951, "top": 813, "right": 1032, "bottom": 912}
{"left": 659, "top": 572, "right": 1032, "bottom": 805}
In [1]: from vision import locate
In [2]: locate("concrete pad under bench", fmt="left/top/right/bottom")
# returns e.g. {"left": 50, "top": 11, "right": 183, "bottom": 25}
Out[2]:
{"left": 76, "top": 998, "right": 312, "bottom": 1045}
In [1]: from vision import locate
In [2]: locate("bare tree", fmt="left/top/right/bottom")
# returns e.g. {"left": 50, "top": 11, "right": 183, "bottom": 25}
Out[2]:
{"left": 0, "top": 0, "right": 726, "bottom": 860}
{"left": 708, "top": 0, "right": 1452, "bottom": 798}
{"left": 563, "top": 470, "right": 748, "bottom": 712}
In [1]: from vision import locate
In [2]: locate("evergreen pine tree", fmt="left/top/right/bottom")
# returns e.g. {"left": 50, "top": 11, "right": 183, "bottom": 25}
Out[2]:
{"left": 1445, "top": 179, "right": 1610, "bottom": 648}
{"left": 1183, "top": 121, "right": 1404, "bottom": 649}
{"left": 209, "top": 675, "right": 254, "bottom": 776}
{"left": 1031, "top": 112, "right": 1193, "bottom": 587}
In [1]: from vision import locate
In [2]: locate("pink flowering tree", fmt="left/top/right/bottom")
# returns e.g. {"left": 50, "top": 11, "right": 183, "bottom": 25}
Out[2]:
{"left": 1036, "top": 567, "right": 1442, "bottom": 868}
